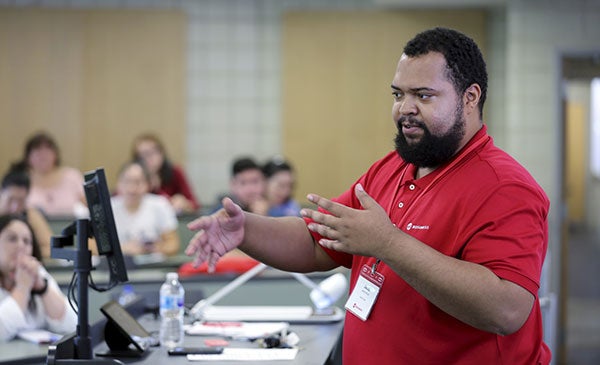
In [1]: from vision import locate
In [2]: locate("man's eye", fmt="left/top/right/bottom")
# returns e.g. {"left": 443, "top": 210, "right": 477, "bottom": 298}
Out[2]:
{"left": 392, "top": 92, "right": 403, "bottom": 101}
{"left": 417, "top": 93, "right": 432, "bottom": 100}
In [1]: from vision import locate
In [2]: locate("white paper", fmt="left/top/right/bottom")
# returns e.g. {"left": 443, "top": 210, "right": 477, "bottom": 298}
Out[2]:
{"left": 185, "top": 321, "right": 289, "bottom": 339}
{"left": 17, "top": 329, "right": 62, "bottom": 344}
{"left": 187, "top": 348, "right": 298, "bottom": 361}
{"left": 201, "top": 306, "right": 313, "bottom": 322}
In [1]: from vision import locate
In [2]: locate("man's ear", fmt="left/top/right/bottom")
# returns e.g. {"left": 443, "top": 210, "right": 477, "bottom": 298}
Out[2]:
{"left": 463, "top": 83, "right": 481, "bottom": 115}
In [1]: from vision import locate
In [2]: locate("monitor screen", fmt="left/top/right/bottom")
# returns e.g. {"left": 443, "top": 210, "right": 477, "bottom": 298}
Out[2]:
{"left": 84, "top": 168, "right": 128, "bottom": 285}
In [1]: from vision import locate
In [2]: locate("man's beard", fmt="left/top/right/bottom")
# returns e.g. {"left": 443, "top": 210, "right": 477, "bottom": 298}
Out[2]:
{"left": 394, "top": 103, "right": 466, "bottom": 168}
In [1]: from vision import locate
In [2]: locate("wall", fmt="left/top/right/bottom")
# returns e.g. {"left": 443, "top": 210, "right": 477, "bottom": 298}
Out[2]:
{"left": 589, "top": 79, "right": 600, "bottom": 236}
{"left": 282, "top": 10, "right": 487, "bottom": 199}
{"left": 0, "top": 8, "right": 185, "bottom": 188}
{"left": 565, "top": 82, "right": 588, "bottom": 227}
{"left": 503, "top": 1, "right": 600, "bottom": 360}
{"left": 0, "top": 0, "right": 508, "bottom": 207}
{"left": 183, "top": 0, "right": 379, "bottom": 205}
{"left": 1, "top": 0, "right": 596, "bottom": 209}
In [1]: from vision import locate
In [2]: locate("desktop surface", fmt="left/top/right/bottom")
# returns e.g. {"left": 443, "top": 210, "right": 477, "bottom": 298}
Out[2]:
{"left": 0, "top": 313, "right": 344, "bottom": 365}
{"left": 0, "top": 339, "right": 48, "bottom": 365}
{"left": 101, "top": 313, "right": 343, "bottom": 365}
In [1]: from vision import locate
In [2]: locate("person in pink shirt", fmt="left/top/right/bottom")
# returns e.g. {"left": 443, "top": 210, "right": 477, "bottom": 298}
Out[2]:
{"left": 16, "top": 132, "right": 86, "bottom": 218}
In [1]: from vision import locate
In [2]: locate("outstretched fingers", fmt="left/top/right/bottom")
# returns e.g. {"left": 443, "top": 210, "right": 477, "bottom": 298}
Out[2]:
{"left": 187, "top": 229, "right": 213, "bottom": 268}
{"left": 207, "top": 251, "right": 221, "bottom": 273}
{"left": 185, "top": 229, "right": 206, "bottom": 255}
{"left": 306, "top": 193, "right": 346, "bottom": 217}
{"left": 187, "top": 215, "right": 213, "bottom": 232}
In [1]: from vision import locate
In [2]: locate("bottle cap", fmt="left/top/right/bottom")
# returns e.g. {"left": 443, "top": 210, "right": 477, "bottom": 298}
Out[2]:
{"left": 167, "top": 272, "right": 178, "bottom": 281}
{"left": 122, "top": 284, "right": 134, "bottom": 293}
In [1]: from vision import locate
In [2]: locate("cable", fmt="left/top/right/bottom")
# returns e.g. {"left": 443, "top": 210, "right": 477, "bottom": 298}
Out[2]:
{"left": 67, "top": 272, "right": 78, "bottom": 315}
{"left": 88, "top": 271, "right": 117, "bottom": 292}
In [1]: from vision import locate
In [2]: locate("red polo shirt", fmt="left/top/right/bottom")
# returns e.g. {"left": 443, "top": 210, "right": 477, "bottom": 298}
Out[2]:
{"left": 307, "top": 126, "right": 551, "bottom": 364}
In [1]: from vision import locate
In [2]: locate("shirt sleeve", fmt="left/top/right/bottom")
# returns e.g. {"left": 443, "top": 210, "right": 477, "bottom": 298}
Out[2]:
{"left": 461, "top": 181, "right": 549, "bottom": 296}
{"left": 0, "top": 293, "right": 28, "bottom": 341}
{"left": 43, "top": 275, "right": 78, "bottom": 335}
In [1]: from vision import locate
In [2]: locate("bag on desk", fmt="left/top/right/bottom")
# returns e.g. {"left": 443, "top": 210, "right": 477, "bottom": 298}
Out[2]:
{"left": 178, "top": 257, "right": 259, "bottom": 277}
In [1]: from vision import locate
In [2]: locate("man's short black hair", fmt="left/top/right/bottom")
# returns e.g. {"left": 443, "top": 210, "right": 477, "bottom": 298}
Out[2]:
{"left": 403, "top": 27, "right": 488, "bottom": 116}
{"left": 1, "top": 168, "right": 30, "bottom": 191}
{"left": 232, "top": 157, "right": 261, "bottom": 177}
{"left": 263, "top": 156, "right": 293, "bottom": 179}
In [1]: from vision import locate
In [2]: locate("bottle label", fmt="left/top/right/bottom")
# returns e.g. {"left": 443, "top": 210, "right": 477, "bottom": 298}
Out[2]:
{"left": 160, "top": 295, "right": 184, "bottom": 310}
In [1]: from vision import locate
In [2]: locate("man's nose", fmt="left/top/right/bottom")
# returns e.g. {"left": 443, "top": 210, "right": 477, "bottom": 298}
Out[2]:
{"left": 396, "top": 97, "right": 417, "bottom": 116}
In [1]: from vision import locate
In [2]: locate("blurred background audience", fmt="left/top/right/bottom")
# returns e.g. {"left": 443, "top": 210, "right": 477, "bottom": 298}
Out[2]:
{"left": 263, "top": 156, "right": 301, "bottom": 217}
{"left": 0, "top": 214, "right": 77, "bottom": 341}
{"left": 12, "top": 132, "right": 86, "bottom": 218}
{"left": 111, "top": 160, "right": 180, "bottom": 257}
{"left": 213, "top": 157, "right": 268, "bottom": 215}
{"left": 132, "top": 133, "right": 200, "bottom": 215}
{"left": 0, "top": 169, "right": 53, "bottom": 259}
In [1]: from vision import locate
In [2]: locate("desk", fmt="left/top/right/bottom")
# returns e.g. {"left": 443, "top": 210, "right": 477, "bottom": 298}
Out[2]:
{"left": 47, "top": 264, "right": 349, "bottom": 325}
{"left": 0, "top": 339, "right": 48, "bottom": 365}
{"left": 103, "top": 314, "right": 343, "bottom": 365}
{"left": 0, "top": 314, "right": 344, "bottom": 365}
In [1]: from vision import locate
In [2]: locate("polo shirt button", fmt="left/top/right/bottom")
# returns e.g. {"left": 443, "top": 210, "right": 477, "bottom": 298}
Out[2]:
{"left": 398, "top": 202, "right": 404, "bottom": 208}
{"left": 409, "top": 184, "right": 415, "bottom": 191}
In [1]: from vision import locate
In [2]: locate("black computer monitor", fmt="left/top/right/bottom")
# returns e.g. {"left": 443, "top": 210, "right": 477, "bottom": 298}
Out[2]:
{"left": 83, "top": 168, "right": 128, "bottom": 285}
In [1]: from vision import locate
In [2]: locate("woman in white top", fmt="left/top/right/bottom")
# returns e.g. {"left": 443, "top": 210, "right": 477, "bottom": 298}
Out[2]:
{"left": 0, "top": 214, "right": 77, "bottom": 341}
{"left": 111, "top": 161, "right": 180, "bottom": 257}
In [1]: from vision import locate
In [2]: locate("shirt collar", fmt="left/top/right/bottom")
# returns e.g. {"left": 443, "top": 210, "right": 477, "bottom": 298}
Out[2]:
{"left": 401, "top": 124, "right": 489, "bottom": 187}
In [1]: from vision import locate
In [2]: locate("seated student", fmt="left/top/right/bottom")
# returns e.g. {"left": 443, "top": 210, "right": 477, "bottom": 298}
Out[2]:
{"left": 111, "top": 161, "right": 180, "bottom": 257}
{"left": 0, "top": 169, "right": 53, "bottom": 259}
{"left": 184, "top": 157, "right": 266, "bottom": 274}
{"left": 0, "top": 214, "right": 77, "bottom": 341}
{"left": 213, "top": 157, "right": 268, "bottom": 215}
{"left": 15, "top": 132, "right": 86, "bottom": 217}
{"left": 132, "top": 133, "right": 200, "bottom": 215}
{"left": 262, "top": 157, "right": 301, "bottom": 217}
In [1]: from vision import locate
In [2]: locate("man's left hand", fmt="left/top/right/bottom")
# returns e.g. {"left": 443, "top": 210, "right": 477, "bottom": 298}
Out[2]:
{"left": 300, "top": 183, "right": 397, "bottom": 257}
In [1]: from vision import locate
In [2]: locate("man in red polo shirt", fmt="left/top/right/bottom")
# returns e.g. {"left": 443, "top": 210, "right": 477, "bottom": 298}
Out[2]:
{"left": 185, "top": 27, "right": 551, "bottom": 364}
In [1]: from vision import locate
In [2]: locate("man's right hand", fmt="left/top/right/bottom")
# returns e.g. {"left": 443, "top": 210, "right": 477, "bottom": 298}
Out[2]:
{"left": 185, "top": 197, "right": 246, "bottom": 272}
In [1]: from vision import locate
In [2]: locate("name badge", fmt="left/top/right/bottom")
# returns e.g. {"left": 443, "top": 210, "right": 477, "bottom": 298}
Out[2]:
{"left": 345, "top": 264, "right": 384, "bottom": 321}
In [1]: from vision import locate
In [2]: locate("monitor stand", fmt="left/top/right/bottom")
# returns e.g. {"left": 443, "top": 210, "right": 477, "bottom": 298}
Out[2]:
{"left": 46, "top": 219, "right": 124, "bottom": 365}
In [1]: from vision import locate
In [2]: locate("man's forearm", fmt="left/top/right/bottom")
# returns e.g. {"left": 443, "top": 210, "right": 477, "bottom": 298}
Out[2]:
{"left": 381, "top": 233, "right": 535, "bottom": 335}
{"left": 239, "top": 213, "right": 337, "bottom": 273}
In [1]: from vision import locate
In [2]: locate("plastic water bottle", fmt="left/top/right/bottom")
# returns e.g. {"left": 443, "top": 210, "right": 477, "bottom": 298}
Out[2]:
{"left": 159, "top": 272, "right": 185, "bottom": 348}
{"left": 117, "top": 284, "right": 136, "bottom": 306}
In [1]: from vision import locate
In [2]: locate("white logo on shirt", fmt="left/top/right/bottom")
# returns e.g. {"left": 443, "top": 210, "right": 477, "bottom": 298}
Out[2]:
{"left": 406, "top": 222, "right": 430, "bottom": 231}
